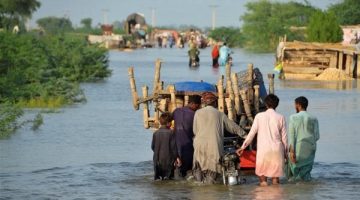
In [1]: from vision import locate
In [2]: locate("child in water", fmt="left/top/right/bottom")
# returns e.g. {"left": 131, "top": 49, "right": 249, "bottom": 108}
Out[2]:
{"left": 151, "top": 113, "right": 181, "bottom": 180}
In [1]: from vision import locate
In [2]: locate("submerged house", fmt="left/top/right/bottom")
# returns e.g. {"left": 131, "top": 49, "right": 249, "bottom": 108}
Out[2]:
{"left": 278, "top": 41, "right": 360, "bottom": 79}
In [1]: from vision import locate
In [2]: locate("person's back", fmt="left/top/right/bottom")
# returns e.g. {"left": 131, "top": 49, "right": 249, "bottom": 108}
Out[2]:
{"left": 193, "top": 92, "right": 246, "bottom": 183}
{"left": 288, "top": 96, "right": 319, "bottom": 181}
{"left": 173, "top": 96, "right": 201, "bottom": 177}
{"left": 219, "top": 44, "right": 230, "bottom": 65}
{"left": 151, "top": 113, "right": 178, "bottom": 180}
{"left": 212, "top": 45, "right": 219, "bottom": 59}
{"left": 290, "top": 111, "right": 318, "bottom": 151}
{"left": 188, "top": 47, "right": 199, "bottom": 58}
{"left": 173, "top": 107, "right": 195, "bottom": 150}
{"left": 239, "top": 94, "right": 287, "bottom": 186}
{"left": 255, "top": 110, "right": 286, "bottom": 149}
{"left": 193, "top": 106, "right": 224, "bottom": 159}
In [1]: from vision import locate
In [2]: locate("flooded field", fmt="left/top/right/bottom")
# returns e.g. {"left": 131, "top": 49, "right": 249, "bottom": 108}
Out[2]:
{"left": 1, "top": 48, "right": 360, "bottom": 199}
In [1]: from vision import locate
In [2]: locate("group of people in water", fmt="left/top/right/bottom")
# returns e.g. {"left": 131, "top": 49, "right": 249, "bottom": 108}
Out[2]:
{"left": 151, "top": 93, "right": 319, "bottom": 185}
{"left": 187, "top": 42, "right": 232, "bottom": 67}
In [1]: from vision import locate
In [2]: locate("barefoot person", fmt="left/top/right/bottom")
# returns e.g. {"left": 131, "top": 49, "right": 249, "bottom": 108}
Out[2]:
{"left": 237, "top": 94, "right": 287, "bottom": 186}
{"left": 287, "top": 96, "right": 319, "bottom": 181}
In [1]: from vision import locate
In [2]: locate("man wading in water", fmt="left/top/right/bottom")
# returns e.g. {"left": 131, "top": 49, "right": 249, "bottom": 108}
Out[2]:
{"left": 287, "top": 96, "right": 319, "bottom": 181}
{"left": 173, "top": 95, "right": 201, "bottom": 178}
{"left": 237, "top": 94, "right": 288, "bottom": 186}
{"left": 192, "top": 92, "right": 247, "bottom": 184}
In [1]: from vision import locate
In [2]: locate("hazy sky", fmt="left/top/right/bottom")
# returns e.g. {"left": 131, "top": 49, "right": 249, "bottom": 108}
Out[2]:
{"left": 31, "top": 0, "right": 340, "bottom": 28}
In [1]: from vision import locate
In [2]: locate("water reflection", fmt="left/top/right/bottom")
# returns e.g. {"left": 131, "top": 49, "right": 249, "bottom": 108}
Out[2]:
{"left": 279, "top": 79, "right": 359, "bottom": 90}
{"left": 212, "top": 66, "right": 220, "bottom": 75}
{"left": 251, "top": 186, "right": 286, "bottom": 200}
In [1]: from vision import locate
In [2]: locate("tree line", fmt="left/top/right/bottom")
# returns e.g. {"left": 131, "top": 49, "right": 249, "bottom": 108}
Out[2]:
{"left": 209, "top": 0, "right": 360, "bottom": 52}
{"left": 0, "top": 0, "right": 111, "bottom": 138}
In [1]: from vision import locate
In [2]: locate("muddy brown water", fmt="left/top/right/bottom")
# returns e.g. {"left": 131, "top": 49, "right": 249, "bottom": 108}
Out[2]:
{"left": 1, "top": 48, "right": 359, "bottom": 199}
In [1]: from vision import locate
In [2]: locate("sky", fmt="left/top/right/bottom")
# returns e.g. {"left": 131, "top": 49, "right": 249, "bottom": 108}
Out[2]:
{"left": 30, "top": 0, "right": 341, "bottom": 29}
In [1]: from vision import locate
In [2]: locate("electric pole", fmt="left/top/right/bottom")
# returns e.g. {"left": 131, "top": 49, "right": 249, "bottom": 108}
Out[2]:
{"left": 102, "top": 9, "right": 109, "bottom": 24}
{"left": 151, "top": 8, "right": 156, "bottom": 27}
{"left": 209, "top": 5, "right": 218, "bottom": 30}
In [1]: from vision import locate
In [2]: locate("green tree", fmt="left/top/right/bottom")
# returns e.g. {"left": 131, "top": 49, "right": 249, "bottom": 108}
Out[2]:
{"left": 208, "top": 27, "right": 244, "bottom": 47}
{"left": 0, "top": 0, "right": 41, "bottom": 30}
{"left": 328, "top": 0, "right": 360, "bottom": 25}
{"left": 80, "top": 18, "right": 92, "bottom": 29}
{"left": 36, "top": 16, "right": 73, "bottom": 34}
{"left": 241, "top": 0, "right": 318, "bottom": 52}
{"left": 306, "top": 11, "right": 343, "bottom": 43}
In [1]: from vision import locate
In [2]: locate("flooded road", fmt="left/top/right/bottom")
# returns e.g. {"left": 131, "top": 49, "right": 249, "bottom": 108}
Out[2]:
{"left": 1, "top": 48, "right": 360, "bottom": 199}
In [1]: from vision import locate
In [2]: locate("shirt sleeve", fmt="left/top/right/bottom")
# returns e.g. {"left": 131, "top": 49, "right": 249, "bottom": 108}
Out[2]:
{"left": 241, "top": 115, "right": 259, "bottom": 149}
{"left": 288, "top": 115, "right": 295, "bottom": 153}
{"left": 193, "top": 112, "right": 199, "bottom": 137}
{"left": 151, "top": 133, "right": 156, "bottom": 151}
{"left": 281, "top": 116, "right": 288, "bottom": 153}
{"left": 314, "top": 118, "right": 320, "bottom": 141}
{"left": 222, "top": 113, "right": 247, "bottom": 138}
{"left": 170, "top": 132, "right": 178, "bottom": 158}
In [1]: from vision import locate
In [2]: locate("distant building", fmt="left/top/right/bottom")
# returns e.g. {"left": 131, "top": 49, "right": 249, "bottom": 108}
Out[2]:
{"left": 342, "top": 25, "right": 360, "bottom": 45}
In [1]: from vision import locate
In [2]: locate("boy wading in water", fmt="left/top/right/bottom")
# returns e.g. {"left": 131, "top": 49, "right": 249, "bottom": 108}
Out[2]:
{"left": 151, "top": 113, "right": 181, "bottom": 180}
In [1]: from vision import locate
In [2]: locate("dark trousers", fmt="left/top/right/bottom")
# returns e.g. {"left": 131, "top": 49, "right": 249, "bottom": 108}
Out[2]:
{"left": 212, "top": 57, "right": 219, "bottom": 67}
{"left": 189, "top": 56, "right": 200, "bottom": 66}
{"left": 154, "top": 163, "right": 174, "bottom": 180}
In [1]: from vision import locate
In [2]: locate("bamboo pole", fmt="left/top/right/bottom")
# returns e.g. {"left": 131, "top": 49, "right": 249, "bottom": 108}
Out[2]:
{"left": 154, "top": 101, "right": 160, "bottom": 128}
{"left": 169, "top": 85, "right": 177, "bottom": 112}
{"left": 227, "top": 80, "right": 235, "bottom": 101}
{"left": 217, "top": 76, "right": 225, "bottom": 112}
{"left": 225, "top": 98, "right": 234, "bottom": 121}
{"left": 225, "top": 81, "right": 236, "bottom": 121}
{"left": 225, "top": 63, "right": 231, "bottom": 82}
{"left": 153, "top": 59, "right": 161, "bottom": 94}
{"left": 142, "top": 86, "right": 149, "bottom": 129}
{"left": 159, "top": 99, "right": 167, "bottom": 113}
{"left": 268, "top": 73, "right": 275, "bottom": 94}
{"left": 231, "top": 73, "right": 241, "bottom": 115}
{"left": 254, "top": 85, "right": 260, "bottom": 113}
{"left": 247, "top": 63, "right": 254, "bottom": 104}
{"left": 128, "top": 67, "right": 139, "bottom": 110}
{"left": 184, "top": 95, "right": 189, "bottom": 106}
{"left": 158, "top": 81, "right": 164, "bottom": 92}
{"left": 240, "top": 90, "right": 254, "bottom": 123}
{"left": 239, "top": 115, "right": 247, "bottom": 127}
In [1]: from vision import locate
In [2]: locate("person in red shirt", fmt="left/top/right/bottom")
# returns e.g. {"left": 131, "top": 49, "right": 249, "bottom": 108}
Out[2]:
{"left": 211, "top": 44, "right": 219, "bottom": 67}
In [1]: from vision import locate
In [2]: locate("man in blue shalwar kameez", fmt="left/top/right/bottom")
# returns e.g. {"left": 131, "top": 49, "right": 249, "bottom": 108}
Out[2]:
{"left": 173, "top": 95, "right": 201, "bottom": 177}
{"left": 288, "top": 96, "right": 320, "bottom": 181}
{"left": 219, "top": 43, "right": 232, "bottom": 66}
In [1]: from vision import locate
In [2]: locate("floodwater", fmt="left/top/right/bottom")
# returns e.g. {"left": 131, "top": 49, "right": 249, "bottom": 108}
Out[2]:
{"left": 1, "top": 48, "right": 360, "bottom": 199}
